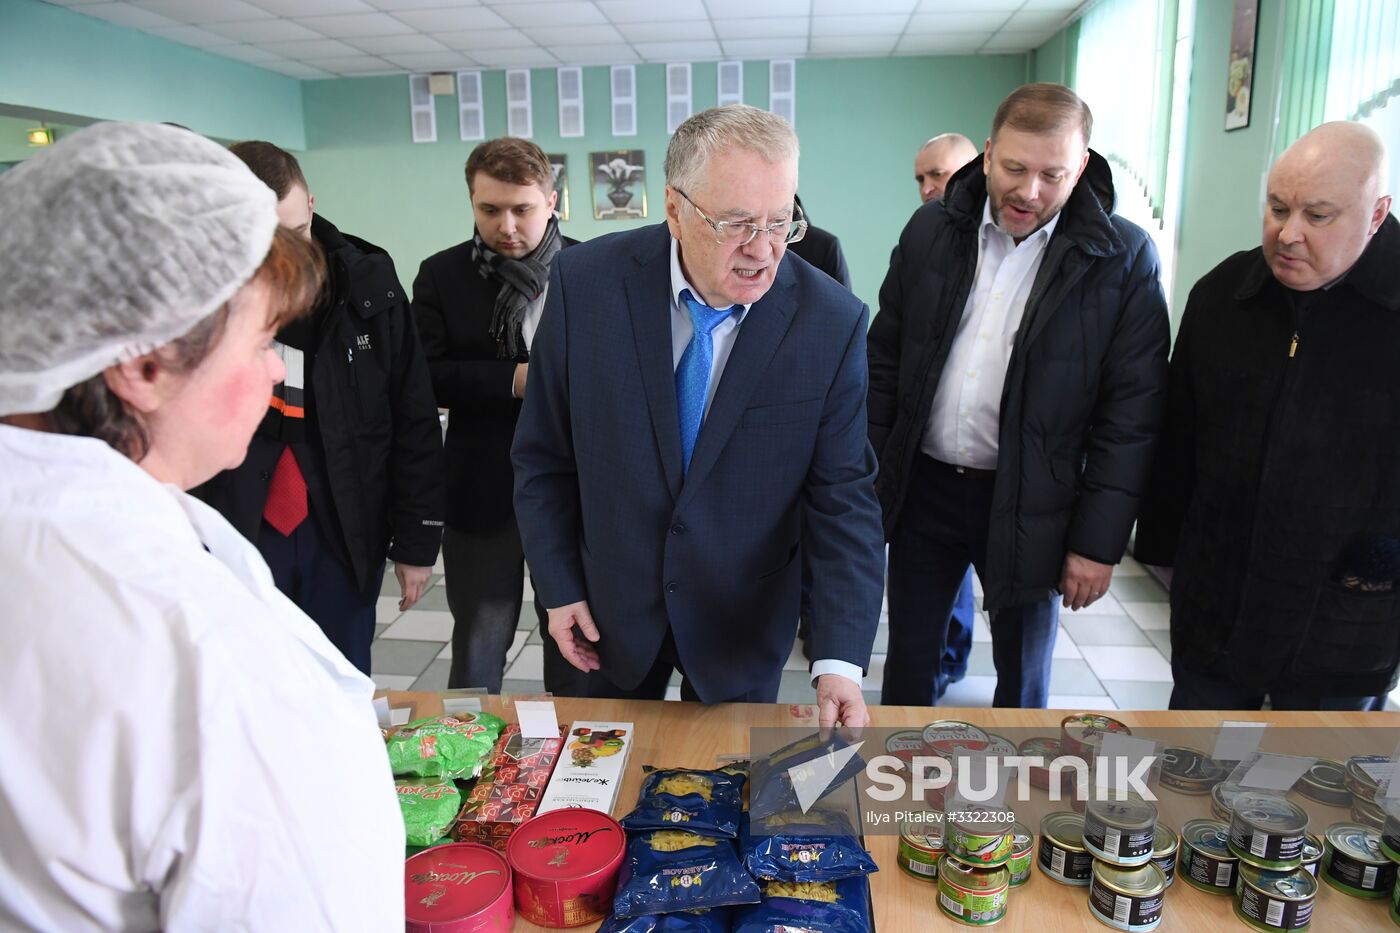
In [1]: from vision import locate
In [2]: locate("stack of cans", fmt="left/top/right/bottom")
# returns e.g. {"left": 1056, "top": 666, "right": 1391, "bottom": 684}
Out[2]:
{"left": 937, "top": 803, "right": 1016, "bottom": 926}
{"left": 1223, "top": 793, "right": 1317, "bottom": 932}
{"left": 1081, "top": 796, "right": 1167, "bottom": 931}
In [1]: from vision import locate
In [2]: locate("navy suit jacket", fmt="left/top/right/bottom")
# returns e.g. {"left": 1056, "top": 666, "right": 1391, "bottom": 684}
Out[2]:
{"left": 512, "top": 223, "right": 885, "bottom": 703}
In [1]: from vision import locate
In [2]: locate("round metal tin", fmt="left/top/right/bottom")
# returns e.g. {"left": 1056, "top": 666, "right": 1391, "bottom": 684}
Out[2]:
{"left": 922, "top": 719, "right": 990, "bottom": 756}
{"left": 1235, "top": 864, "right": 1317, "bottom": 932}
{"left": 897, "top": 815, "right": 944, "bottom": 881}
{"left": 1061, "top": 713, "right": 1130, "bottom": 760}
{"left": 945, "top": 805, "right": 1014, "bottom": 867}
{"left": 1180, "top": 819, "right": 1239, "bottom": 895}
{"left": 505, "top": 809, "right": 625, "bottom": 927}
{"left": 1344, "top": 754, "right": 1391, "bottom": 800}
{"left": 1083, "top": 797, "right": 1158, "bottom": 867}
{"left": 1088, "top": 861, "right": 1166, "bottom": 932}
{"left": 1038, "top": 811, "right": 1093, "bottom": 886}
{"left": 1160, "top": 746, "right": 1227, "bottom": 795}
{"left": 1355, "top": 795, "right": 1388, "bottom": 831}
{"left": 1151, "top": 822, "right": 1178, "bottom": 888}
{"left": 1300, "top": 833, "right": 1324, "bottom": 877}
{"left": 937, "top": 855, "right": 1009, "bottom": 926}
{"left": 1006, "top": 822, "right": 1033, "bottom": 886}
{"left": 1229, "top": 793, "right": 1309, "bottom": 870}
{"left": 885, "top": 729, "right": 926, "bottom": 766}
{"left": 983, "top": 733, "right": 1018, "bottom": 757}
{"left": 1391, "top": 873, "right": 1400, "bottom": 928}
{"left": 1019, "top": 736, "right": 1069, "bottom": 791}
{"left": 1382, "top": 814, "right": 1400, "bottom": 864}
{"left": 1297, "top": 758, "right": 1352, "bottom": 807}
{"left": 1321, "top": 822, "right": 1397, "bottom": 899}
{"left": 405, "top": 842, "right": 514, "bottom": 933}
{"left": 1212, "top": 782, "right": 1247, "bottom": 822}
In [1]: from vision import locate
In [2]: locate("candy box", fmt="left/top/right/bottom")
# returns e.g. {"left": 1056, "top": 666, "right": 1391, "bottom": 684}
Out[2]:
{"left": 453, "top": 723, "right": 566, "bottom": 851}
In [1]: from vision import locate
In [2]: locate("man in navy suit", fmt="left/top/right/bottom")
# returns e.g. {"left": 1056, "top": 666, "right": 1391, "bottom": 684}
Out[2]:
{"left": 512, "top": 105, "right": 884, "bottom": 727}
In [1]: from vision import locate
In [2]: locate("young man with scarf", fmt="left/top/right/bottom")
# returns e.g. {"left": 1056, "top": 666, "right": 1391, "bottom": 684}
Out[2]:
{"left": 412, "top": 138, "right": 580, "bottom": 692}
{"left": 195, "top": 141, "right": 445, "bottom": 675}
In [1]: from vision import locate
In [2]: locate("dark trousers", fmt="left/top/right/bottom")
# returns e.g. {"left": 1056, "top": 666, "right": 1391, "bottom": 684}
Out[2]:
{"left": 940, "top": 569, "right": 977, "bottom": 694}
{"left": 258, "top": 513, "right": 383, "bottom": 675}
{"left": 570, "top": 630, "right": 784, "bottom": 704}
{"left": 882, "top": 454, "right": 1059, "bottom": 708}
{"left": 1169, "top": 656, "right": 1379, "bottom": 711}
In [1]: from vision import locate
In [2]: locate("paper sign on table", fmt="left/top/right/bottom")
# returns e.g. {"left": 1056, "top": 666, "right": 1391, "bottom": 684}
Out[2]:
{"left": 390, "top": 707, "right": 411, "bottom": 726}
{"left": 443, "top": 696, "right": 483, "bottom": 716}
{"left": 373, "top": 695, "right": 391, "bottom": 728}
{"left": 1240, "top": 753, "right": 1315, "bottom": 791}
{"left": 1097, "top": 734, "right": 1159, "bottom": 797}
{"left": 1213, "top": 721, "right": 1267, "bottom": 762}
{"left": 516, "top": 699, "right": 561, "bottom": 739}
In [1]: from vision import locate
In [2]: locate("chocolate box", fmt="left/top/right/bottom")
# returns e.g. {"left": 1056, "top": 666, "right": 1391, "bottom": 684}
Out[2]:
{"left": 452, "top": 723, "right": 566, "bottom": 852}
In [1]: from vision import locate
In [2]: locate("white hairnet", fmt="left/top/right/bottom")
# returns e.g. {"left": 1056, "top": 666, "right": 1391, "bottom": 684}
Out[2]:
{"left": 0, "top": 121, "right": 279, "bottom": 417}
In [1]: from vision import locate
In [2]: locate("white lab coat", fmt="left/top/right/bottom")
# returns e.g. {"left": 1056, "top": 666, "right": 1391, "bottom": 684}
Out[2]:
{"left": 0, "top": 426, "right": 404, "bottom": 931}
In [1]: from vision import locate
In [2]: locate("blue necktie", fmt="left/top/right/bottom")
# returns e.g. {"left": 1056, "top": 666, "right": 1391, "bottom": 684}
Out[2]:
{"left": 677, "top": 289, "right": 737, "bottom": 473}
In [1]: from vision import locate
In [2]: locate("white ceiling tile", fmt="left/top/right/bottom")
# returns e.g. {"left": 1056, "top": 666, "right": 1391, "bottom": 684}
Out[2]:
{"left": 596, "top": 0, "right": 707, "bottom": 23}
{"left": 704, "top": 0, "right": 810, "bottom": 17}
{"left": 810, "top": 13, "right": 907, "bottom": 36}
{"left": 66, "top": 3, "right": 179, "bottom": 31}
{"left": 616, "top": 21, "right": 712, "bottom": 43}
{"left": 345, "top": 33, "right": 448, "bottom": 54}
{"left": 719, "top": 37, "right": 808, "bottom": 58}
{"left": 631, "top": 40, "right": 722, "bottom": 60}
{"left": 916, "top": 0, "right": 1020, "bottom": 9}
{"left": 248, "top": 0, "right": 373, "bottom": 14}
{"left": 906, "top": 11, "right": 1013, "bottom": 32}
{"left": 260, "top": 59, "right": 335, "bottom": 77}
{"left": 383, "top": 50, "right": 478, "bottom": 70}
{"left": 713, "top": 17, "right": 808, "bottom": 40}
{"left": 212, "top": 44, "right": 285, "bottom": 64}
{"left": 895, "top": 31, "right": 992, "bottom": 54}
{"left": 130, "top": 0, "right": 273, "bottom": 23}
{"left": 389, "top": 7, "right": 509, "bottom": 31}
{"left": 293, "top": 12, "right": 414, "bottom": 37}
{"left": 364, "top": 0, "right": 480, "bottom": 8}
{"left": 436, "top": 28, "right": 532, "bottom": 50}
{"left": 809, "top": 35, "right": 898, "bottom": 55}
{"left": 305, "top": 54, "right": 397, "bottom": 74}
{"left": 145, "top": 23, "right": 237, "bottom": 47}
{"left": 980, "top": 33, "right": 1048, "bottom": 52}
{"left": 203, "top": 19, "right": 323, "bottom": 43}
{"left": 469, "top": 47, "right": 561, "bottom": 67}
{"left": 522, "top": 24, "right": 623, "bottom": 45}
{"left": 813, "top": 0, "right": 914, "bottom": 12}
{"left": 1005, "top": 9, "right": 1075, "bottom": 31}
{"left": 493, "top": 2, "right": 607, "bottom": 28}
{"left": 1018, "top": 0, "right": 1084, "bottom": 8}
{"left": 551, "top": 44, "right": 640, "bottom": 64}
{"left": 256, "top": 37, "right": 363, "bottom": 58}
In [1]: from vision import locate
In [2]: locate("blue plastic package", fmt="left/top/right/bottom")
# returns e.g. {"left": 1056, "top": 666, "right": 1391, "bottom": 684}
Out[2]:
{"left": 742, "top": 810, "right": 878, "bottom": 883}
{"left": 732, "top": 876, "right": 872, "bottom": 933}
{"left": 748, "top": 733, "right": 866, "bottom": 821}
{"left": 612, "top": 830, "right": 761, "bottom": 918}
{"left": 620, "top": 767, "right": 747, "bottom": 839}
{"left": 596, "top": 907, "right": 732, "bottom": 932}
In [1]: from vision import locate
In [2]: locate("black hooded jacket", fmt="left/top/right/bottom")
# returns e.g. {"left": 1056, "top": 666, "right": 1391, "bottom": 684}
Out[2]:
{"left": 867, "top": 151, "right": 1171, "bottom": 610}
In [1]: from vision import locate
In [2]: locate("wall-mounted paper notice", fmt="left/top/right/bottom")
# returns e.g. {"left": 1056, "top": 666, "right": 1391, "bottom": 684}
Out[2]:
{"left": 1097, "top": 734, "right": 1159, "bottom": 796}
{"left": 1212, "top": 721, "right": 1267, "bottom": 762}
{"left": 373, "top": 695, "right": 391, "bottom": 728}
{"left": 1240, "top": 754, "right": 1315, "bottom": 791}
{"left": 516, "top": 699, "right": 560, "bottom": 739}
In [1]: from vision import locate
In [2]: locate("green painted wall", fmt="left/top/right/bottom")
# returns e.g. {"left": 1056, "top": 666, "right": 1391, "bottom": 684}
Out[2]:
{"left": 1030, "top": 21, "right": 1079, "bottom": 86}
{"left": 0, "top": 115, "right": 82, "bottom": 163}
{"left": 0, "top": 0, "right": 304, "bottom": 147}
{"left": 300, "top": 55, "right": 1028, "bottom": 306}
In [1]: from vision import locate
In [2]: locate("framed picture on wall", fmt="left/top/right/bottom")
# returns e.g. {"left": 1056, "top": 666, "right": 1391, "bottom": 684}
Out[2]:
{"left": 546, "top": 153, "right": 569, "bottom": 222}
{"left": 591, "top": 149, "right": 647, "bottom": 220}
{"left": 1225, "top": 0, "right": 1259, "bottom": 131}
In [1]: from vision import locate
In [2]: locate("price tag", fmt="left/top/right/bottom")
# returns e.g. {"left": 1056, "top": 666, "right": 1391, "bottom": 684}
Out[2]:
{"left": 443, "top": 696, "right": 483, "bottom": 716}
{"left": 1213, "top": 721, "right": 1267, "bottom": 762}
{"left": 516, "top": 699, "right": 560, "bottom": 739}
{"left": 1240, "top": 754, "right": 1315, "bottom": 791}
{"left": 390, "top": 707, "right": 411, "bottom": 726}
{"left": 373, "top": 695, "right": 391, "bottom": 728}
{"left": 1097, "top": 734, "right": 1159, "bottom": 797}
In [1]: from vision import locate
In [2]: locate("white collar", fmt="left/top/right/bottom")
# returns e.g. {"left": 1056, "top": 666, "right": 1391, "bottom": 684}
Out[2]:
{"left": 669, "top": 237, "right": 752, "bottom": 320}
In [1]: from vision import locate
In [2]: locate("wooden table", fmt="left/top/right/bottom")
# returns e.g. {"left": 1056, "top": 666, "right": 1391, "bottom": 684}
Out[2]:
{"left": 386, "top": 693, "right": 1400, "bottom": 931}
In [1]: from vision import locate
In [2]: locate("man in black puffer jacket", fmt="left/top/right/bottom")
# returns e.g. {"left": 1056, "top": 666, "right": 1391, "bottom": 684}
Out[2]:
{"left": 869, "top": 84, "right": 1170, "bottom": 708}
{"left": 196, "top": 142, "right": 445, "bottom": 676}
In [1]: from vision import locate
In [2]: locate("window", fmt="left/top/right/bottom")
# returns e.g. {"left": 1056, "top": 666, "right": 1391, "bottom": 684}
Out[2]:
{"left": 611, "top": 65, "right": 636, "bottom": 136}
{"left": 769, "top": 59, "right": 795, "bottom": 125}
{"left": 409, "top": 73, "right": 436, "bottom": 143}
{"left": 558, "top": 66, "right": 584, "bottom": 137}
{"left": 667, "top": 63, "right": 692, "bottom": 134}
{"left": 718, "top": 60, "right": 743, "bottom": 106}
{"left": 458, "top": 71, "right": 484, "bottom": 141}
{"left": 506, "top": 68, "right": 532, "bottom": 138}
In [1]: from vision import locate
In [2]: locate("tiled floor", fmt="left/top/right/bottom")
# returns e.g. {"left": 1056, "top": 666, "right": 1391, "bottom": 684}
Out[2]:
{"left": 371, "top": 552, "right": 1231, "bottom": 710}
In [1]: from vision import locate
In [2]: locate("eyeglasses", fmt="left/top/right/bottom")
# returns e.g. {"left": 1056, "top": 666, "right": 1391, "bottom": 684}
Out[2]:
{"left": 673, "top": 187, "right": 808, "bottom": 247}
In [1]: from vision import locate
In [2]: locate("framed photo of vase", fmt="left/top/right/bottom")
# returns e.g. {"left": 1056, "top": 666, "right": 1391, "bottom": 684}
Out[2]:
{"left": 546, "top": 153, "right": 569, "bottom": 222}
{"left": 1225, "top": 0, "right": 1259, "bottom": 131}
{"left": 590, "top": 149, "right": 647, "bottom": 220}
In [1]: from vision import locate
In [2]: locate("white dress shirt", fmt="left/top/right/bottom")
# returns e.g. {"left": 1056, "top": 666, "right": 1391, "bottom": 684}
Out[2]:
{"left": 922, "top": 200, "right": 1060, "bottom": 468}
{"left": 669, "top": 238, "right": 863, "bottom": 689}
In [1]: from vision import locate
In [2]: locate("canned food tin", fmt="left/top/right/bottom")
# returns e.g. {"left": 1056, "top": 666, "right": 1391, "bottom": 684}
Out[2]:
{"left": 1383, "top": 814, "right": 1400, "bottom": 864}
{"left": 1151, "top": 822, "right": 1178, "bottom": 888}
{"left": 923, "top": 719, "right": 990, "bottom": 755}
{"left": 1160, "top": 746, "right": 1227, "bottom": 795}
{"left": 1321, "top": 822, "right": 1398, "bottom": 899}
{"left": 938, "top": 855, "right": 1009, "bottom": 926}
{"left": 1345, "top": 755, "right": 1392, "bottom": 800}
{"left": 405, "top": 842, "right": 514, "bottom": 932}
{"left": 1213, "top": 782, "right": 1247, "bottom": 822}
{"left": 885, "top": 729, "right": 926, "bottom": 766}
{"left": 1007, "top": 822, "right": 1033, "bottom": 886}
{"left": 1180, "top": 819, "right": 1239, "bottom": 895}
{"left": 984, "top": 733, "right": 1018, "bottom": 757}
{"left": 945, "top": 805, "right": 1014, "bottom": 867}
{"left": 1391, "top": 873, "right": 1400, "bottom": 927}
{"left": 1300, "top": 833, "right": 1324, "bottom": 877}
{"left": 1038, "top": 811, "right": 1094, "bottom": 886}
{"left": 1061, "top": 713, "right": 1131, "bottom": 760}
{"left": 1088, "top": 861, "right": 1166, "bottom": 932}
{"left": 1019, "top": 736, "right": 1070, "bottom": 791}
{"left": 897, "top": 815, "right": 944, "bottom": 881}
{"left": 506, "top": 809, "right": 625, "bottom": 927}
{"left": 1229, "top": 793, "right": 1309, "bottom": 870}
{"left": 1297, "top": 758, "right": 1352, "bottom": 807}
{"left": 1083, "top": 797, "right": 1158, "bottom": 867}
{"left": 1235, "top": 864, "right": 1317, "bottom": 932}
{"left": 1355, "top": 795, "right": 1388, "bottom": 831}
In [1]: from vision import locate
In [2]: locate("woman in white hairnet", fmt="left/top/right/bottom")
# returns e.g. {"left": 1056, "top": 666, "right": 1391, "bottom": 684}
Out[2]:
{"left": 0, "top": 123, "right": 402, "bottom": 930}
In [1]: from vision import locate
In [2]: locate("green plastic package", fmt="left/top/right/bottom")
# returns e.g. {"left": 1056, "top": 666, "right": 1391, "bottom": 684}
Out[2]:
{"left": 396, "top": 777, "right": 463, "bottom": 847}
{"left": 386, "top": 712, "right": 506, "bottom": 778}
